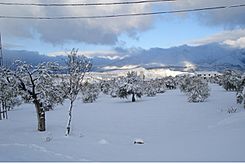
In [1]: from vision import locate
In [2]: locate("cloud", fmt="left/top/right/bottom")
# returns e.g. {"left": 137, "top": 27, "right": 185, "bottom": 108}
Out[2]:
{"left": 169, "top": 0, "right": 245, "bottom": 28}
{"left": 223, "top": 37, "right": 245, "bottom": 48}
{"left": 0, "top": 0, "right": 153, "bottom": 45}
{"left": 189, "top": 28, "right": 245, "bottom": 48}
{"left": 2, "top": 42, "right": 24, "bottom": 49}
{"left": 48, "top": 49, "right": 128, "bottom": 60}
{"left": 182, "top": 61, "right": 196, "bottom": 71}
{"left": 1, "top": 1, "right": 245, "bottom": 46}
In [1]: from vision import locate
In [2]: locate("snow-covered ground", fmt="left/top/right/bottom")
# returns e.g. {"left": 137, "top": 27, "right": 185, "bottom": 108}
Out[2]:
{"left": 0, "top": 84, "right": 245, "bottom": 162}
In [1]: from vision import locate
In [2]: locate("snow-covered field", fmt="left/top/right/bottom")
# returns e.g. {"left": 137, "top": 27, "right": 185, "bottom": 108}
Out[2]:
{"left": 0, "top": 84, "right": 245, "bottom": 162}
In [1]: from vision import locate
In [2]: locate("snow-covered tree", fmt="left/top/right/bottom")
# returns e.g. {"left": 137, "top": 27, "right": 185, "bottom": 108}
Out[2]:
{"left": 186, "top": 77, "right": 210, "bottom": 103}
{"left": 61, "top": 49, "right": 92, "bottom": 136}
{"left": 236, "top": 91, "right": 243, "bottom": 104}
{"left": 179, "top": 76, "right": 210, "bottom": 103}
{"left": 13, "top": 61, "right": 63, "bottom": 131}
{"left": 236, "top": 74, "right": 245, "bottom": 108}
{"left": 164, "top": 76, "right": 177, "bottom": 90}
{"left": 42, "top": 82, "right": 66, "bottom": 111}
{"left": 154, "top": 78, "right": 166, "bottom": 93}
{"left": 116, "top": 71, "right": 143, "bottom": 102}
{"left": 81, "top": 81, "right": 100, "bottom": 103}
{"left": 0, "top": 67, "right": 22, "bottom": 120}
{"left": 100, "top": 79, "right": 118, "bottom": 97}
{"left": 100, "top": 80, "right": 111, "bottom": 95}
{"left": 143, "top": 80, "right": 157, "bottom": 97}
{"left": 221, "top": 70, "right": 241, "bottom": 91}
{"left": 209, "top": 75, "right": 222, "bottom": 84}
{"left": 179, "top": 75, "right": 192, "bottom": 93}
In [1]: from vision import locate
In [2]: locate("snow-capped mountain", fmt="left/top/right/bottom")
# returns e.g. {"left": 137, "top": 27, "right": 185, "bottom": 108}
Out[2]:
{"left": 107, "top": 43, "right": 245, "bottom": 71}
{"left": 3, "top": 43, "right": 245, "bottom": 72}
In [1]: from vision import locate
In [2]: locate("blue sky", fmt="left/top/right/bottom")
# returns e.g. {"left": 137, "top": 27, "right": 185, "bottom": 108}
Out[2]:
{"left": 3, "top": 15, "right": 223, "bottom": 54}
{"left": 0, "top": 0, "right": 245, "bottom": 56}
{"left": 118, "top": 15, "right": 222, "bottom": 49}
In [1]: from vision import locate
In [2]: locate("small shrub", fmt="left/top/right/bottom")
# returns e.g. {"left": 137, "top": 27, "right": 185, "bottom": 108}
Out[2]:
{"left": 227, "top": 107, "right": 238, "bottom": 114}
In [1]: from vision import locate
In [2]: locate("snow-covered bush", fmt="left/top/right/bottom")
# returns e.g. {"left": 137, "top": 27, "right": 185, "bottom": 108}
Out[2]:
{"left": 100, "top": 80, "right": 111, "bottom": 95}
{"left": 180, "top": 76, "right": 210, "bottom": 103}
{"left": 100, "top": 79, "right": 118, "bottom": 97}
{"left": 81, "top": 82, "right": 100, "bottom": 103}
{"left": 179, "top": 75, "right": 192, "bottom": 93}
{"left": 236, "top": 82, "right": 245, "bottom": 109}
{"left": 226, "top": 107, "right": 238, "bottom": 114}
{"left": 236, "top": 92, "right": 243, "bottom": 104}
{"left": 143, "top": 80, "right": 157, "bottom": 97}
{"left": 164, "top": 76, "right": 177, "bottom": 90}
{"left": 209, "top": 75, "right": 222, "bottom": 84}
{"left": 187, "top": 77, "right": 210, "bottom": 103}
{"left": 154, "top": 78, "right": 166, "bottom": 93}
{"left": 221, "top": 70, "right": 241, "bottom": 91}
{"left": 221, "top": 70, "right": 245, "bottom": 108}
{"left": 115, "top": 71, "right": 143, "bottom": 102}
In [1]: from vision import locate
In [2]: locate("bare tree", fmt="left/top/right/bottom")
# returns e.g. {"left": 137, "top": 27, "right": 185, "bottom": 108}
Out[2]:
{"left": 61, "top": 49, "right": 92, "bottom": 136}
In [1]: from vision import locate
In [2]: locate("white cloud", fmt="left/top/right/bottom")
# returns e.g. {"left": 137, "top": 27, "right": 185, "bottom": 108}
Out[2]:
{"left": 0, "top": 0, "right": 153, "bottom": 45}
{"left": 223, "top": 37, "right": 245, "bottom": 48}
{"left": 189, "top": 28, "right": 245, "bottom": 48}
{"left": 1, "top": 0, "right": 245, "bottom": 46}
{"left": 48, "top": 49, "right": 128, "bottom": 59}
{"left": 182, "top": 61, "right": 196, "bottom": 71}
{"left": 169, "top": 0, "right": 245, "bottom": 28}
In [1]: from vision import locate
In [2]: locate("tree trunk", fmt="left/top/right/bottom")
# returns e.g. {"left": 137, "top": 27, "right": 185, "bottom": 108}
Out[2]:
{"left": 0, "top": 101, "right": 7, "bottom": 120}
{"left": 66, "top": 101, "right": 74, "bottom": 136}
{"left": 132, "top": 93, "right": 136, "bottom": 102}
{"left": 2, "top": 102, "right": 4, "bottom": 119}
{"left": 33, "top": 100, "right": 46, "bottom": 131}
{"left": 2, "top": 101, "right": 7, "bottom": 119}
{"left": 0, "top": 102, "right": 2, "bottom": 120}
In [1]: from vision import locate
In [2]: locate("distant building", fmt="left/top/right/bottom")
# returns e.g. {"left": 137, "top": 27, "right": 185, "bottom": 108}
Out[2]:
{"left": 195, "top": 71, "right": 222, "bottom": 79}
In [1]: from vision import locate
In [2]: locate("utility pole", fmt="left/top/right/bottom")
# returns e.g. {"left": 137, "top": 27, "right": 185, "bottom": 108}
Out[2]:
{"left": 0, "top": 32, "right": 3, "bottom": 67}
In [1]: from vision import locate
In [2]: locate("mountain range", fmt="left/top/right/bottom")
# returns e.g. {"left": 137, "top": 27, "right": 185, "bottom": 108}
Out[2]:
{"left": 3, "top": 43, "right": 245, "bottom": 72}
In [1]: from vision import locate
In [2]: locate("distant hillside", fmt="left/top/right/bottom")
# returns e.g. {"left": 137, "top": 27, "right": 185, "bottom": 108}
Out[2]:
{"left": 3, "top": 49, "right": 66, "bottom": 66}
{"left": 3, "top": 43, "right": 245, "bottom": 72}
{"left": 114, "top": 43, "right": 245, "bottom": 71}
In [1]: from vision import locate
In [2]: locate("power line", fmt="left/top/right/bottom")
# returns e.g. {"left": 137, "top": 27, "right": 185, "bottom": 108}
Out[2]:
{"left": 0, "top": 3, "right": 244, "bottom": 20}
{"left": 0, "top": 0, "right": 175, "bottom": 7}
